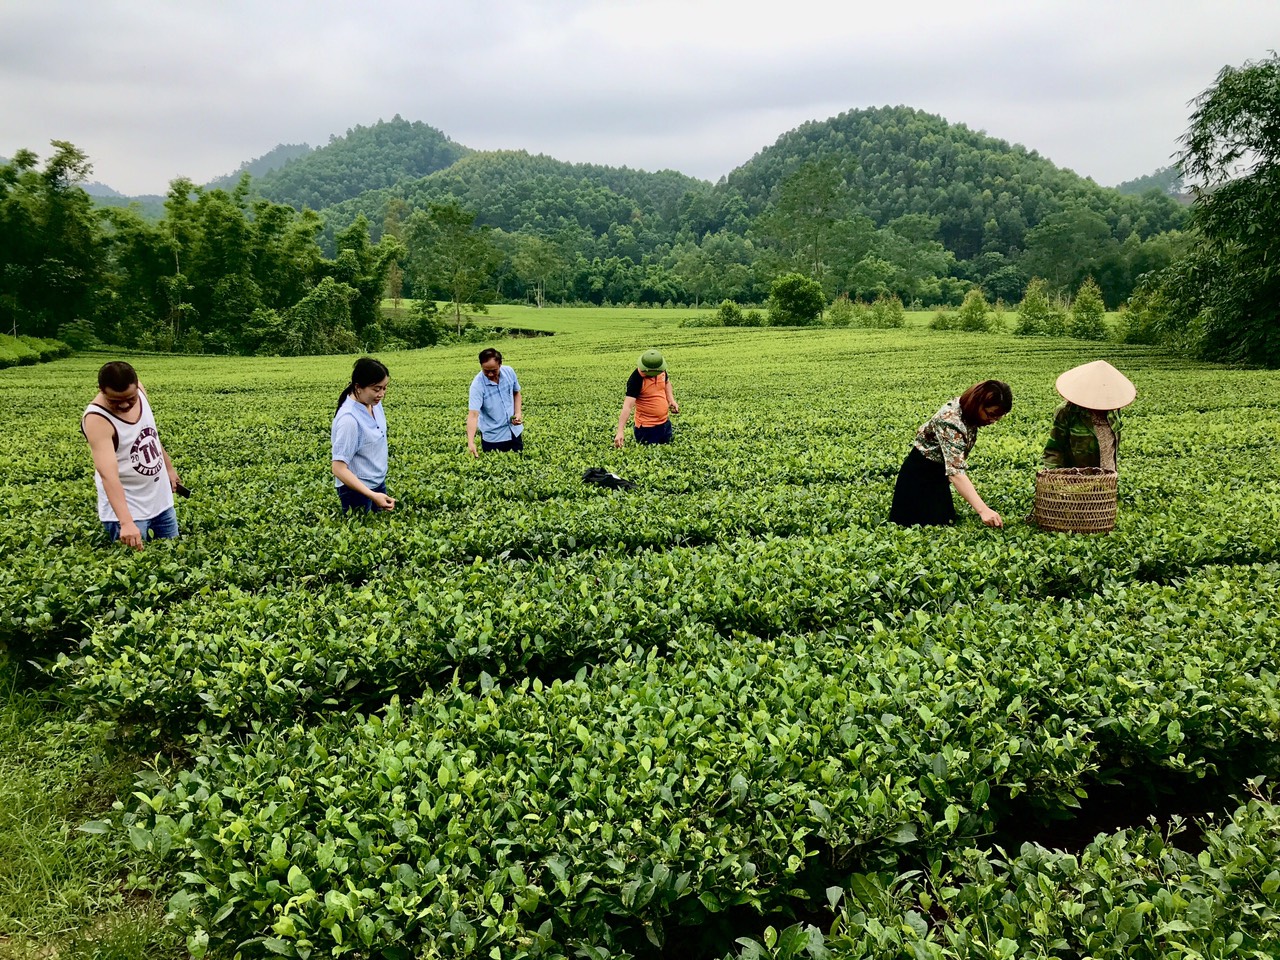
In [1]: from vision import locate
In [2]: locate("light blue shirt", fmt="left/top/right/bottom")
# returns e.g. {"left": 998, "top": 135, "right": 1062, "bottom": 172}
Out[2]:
{"left": 331, "top": 396, "right": 388, "bottom": 488}
{"left": 468, "top": 366, "right": 523, "bottom": 441}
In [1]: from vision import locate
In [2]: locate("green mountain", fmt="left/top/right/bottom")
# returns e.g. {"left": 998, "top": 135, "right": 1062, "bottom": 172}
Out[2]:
{"left": 1114, "top": 164, "right": 1186, "bottom": 197}
{"left": 251, "top": 115, "right": 469, "bottom": 209}
{"left": 15, "top": 104, "right": 1191, "bottom": 312}
{"left": 81, "top": 180, "right": 126, "bottom": 198}
{"left": 720, "top": 105, "right": 1188, "bottom": 260}
{"left": 321, "top": 149, "right": 710, "bottom": 242}
{"left": 207, "top": 142, "right": 315, "bottom": 190}
{"left": 89, "top": 193, "right": 167, "bottom": 219}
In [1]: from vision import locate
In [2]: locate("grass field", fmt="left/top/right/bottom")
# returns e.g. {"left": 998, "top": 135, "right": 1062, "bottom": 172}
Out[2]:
{"left": 2, "top": 316, "right": 1279, "bottom": 959}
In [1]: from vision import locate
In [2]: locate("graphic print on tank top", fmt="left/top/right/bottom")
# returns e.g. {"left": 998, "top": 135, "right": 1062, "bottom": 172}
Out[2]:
{"left": 131, "top": 427, "right": 164, "bottom": 477}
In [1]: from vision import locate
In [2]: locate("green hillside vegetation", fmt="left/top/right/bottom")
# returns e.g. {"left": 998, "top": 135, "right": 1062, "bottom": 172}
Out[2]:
{"left": 88, "top": 193, "right": 168, "bottom": 220}
{"left": 252, "top": 116, "right": 470, "bottom": 210}
{"left": 724, "top": 106, "right": 1187, "bottom": 254}
{"left": 322, "top": 150, "right": 733, "bottom": 305}
{"left": 312, "top": 107, "right": 1186, "bottom": 310}
{"left": 206, "top": 142, "right": 315, "bottom": 190}
{"left": 720, "top": 106, "right": 1189, "bottom": 306}
{"left": 1114, "top": 164, "right": 1185, "bottom": 196}
{"left": 325, "top": 149, "right": 713, "bottom": 242}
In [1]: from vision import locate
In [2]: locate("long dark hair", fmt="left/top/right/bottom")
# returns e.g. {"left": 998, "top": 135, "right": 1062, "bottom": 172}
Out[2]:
{"left": 336, "top": 357, "right": 389, "bottom": 413}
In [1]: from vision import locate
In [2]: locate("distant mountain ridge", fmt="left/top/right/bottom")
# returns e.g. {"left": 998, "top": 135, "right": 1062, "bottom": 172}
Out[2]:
{"left": 82, "top": 180, "right": 126, "bottom": 198}
{"left": 248, "top": 116, "right": 468, "bottom": 209}
{"left": 207, "top": 142, "right": 315, "bottom": 190}
{"left": 57, "top": 112, "right": 1180, "bottom": 237}
{"left": 320, "top": 148, "right": 711, "bottom": 241}
{"left": 721, "top": 105, "right": 1186, "bottom": 260}
{"left": 54, "top": 108, "right": 1188, "bottom": 303}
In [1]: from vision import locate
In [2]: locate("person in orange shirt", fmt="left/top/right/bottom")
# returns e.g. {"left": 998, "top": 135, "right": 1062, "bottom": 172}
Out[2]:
{"left": 614, "top": 349, "right": 679, "bottom": 447}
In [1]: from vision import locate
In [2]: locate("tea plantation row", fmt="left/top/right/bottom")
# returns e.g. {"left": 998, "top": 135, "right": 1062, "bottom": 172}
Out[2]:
{"left": 2, "top": 325, "right": 1278, "bottom": 958}
{"left": 115, "top": 563, "right": 1280, "bottom": 957}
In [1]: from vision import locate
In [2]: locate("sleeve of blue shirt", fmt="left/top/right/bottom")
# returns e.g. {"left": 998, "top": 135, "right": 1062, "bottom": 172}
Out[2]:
{"left": 508, "top": 367, "right": 521, "bottom": 393}
{"left": 468, "top": 376, "right": 484, "bottom": 413}
{"left": 332, "top": 412, "right": 359, "bottom": 463}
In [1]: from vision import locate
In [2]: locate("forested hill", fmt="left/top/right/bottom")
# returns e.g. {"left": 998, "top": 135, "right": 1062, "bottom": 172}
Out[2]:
{"left": 207, "top": 142, "right": 315, "bottom": 190}
{"left": 250, "top": 116, "right": 470, "bottom": 210}
{"left": 722, "top": 105, "right": 1188, "bottom": 260}
{"left": 321, "top": 149, "right": 714, "bottom": 242}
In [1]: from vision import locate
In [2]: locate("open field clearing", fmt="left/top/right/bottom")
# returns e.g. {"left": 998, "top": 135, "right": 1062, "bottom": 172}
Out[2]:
{"left": 3, "top": 321, "right": 1279, "bottom": 959}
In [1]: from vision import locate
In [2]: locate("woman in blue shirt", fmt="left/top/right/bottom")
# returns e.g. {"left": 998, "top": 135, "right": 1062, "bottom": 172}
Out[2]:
{"left": 331, "top": 357, "right": 395, "bottom": 512}
{"left": 466, "top": 348, "right": 524, "bottom": 457}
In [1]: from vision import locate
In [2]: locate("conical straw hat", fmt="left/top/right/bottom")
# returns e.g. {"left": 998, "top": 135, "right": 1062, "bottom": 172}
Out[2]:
{"left": 1055, "top": 360, "right": 1136, "bottom": 410}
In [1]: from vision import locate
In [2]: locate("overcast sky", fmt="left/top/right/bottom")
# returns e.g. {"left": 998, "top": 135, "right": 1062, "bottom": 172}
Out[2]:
{"left": 2, "top": 0, "right": 1276, "bottom": 196}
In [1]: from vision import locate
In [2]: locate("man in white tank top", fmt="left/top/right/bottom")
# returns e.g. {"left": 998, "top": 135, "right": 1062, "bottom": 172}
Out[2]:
{"left": 81, "top": 361, "right": 181, "bottom": 550}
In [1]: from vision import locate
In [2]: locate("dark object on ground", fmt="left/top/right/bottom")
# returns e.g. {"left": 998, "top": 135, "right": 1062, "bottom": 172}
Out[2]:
{"left": 583, "top": 467, "right": 636, "bottom": 490}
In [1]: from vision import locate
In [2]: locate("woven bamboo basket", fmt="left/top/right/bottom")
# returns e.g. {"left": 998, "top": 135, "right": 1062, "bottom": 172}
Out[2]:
{"left": 1033, "top": 467, "right": 1118, "bottom": 533}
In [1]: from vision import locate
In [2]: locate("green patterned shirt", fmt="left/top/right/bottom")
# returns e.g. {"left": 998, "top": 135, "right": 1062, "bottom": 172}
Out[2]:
{"left": 1043, "top": 403, "right": 1122, "bottom": 469}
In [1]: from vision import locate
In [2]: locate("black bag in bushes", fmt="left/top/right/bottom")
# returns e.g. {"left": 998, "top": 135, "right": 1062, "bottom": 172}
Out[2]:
{"left": 582, "top": 467, "right": 636, "bottom": 490}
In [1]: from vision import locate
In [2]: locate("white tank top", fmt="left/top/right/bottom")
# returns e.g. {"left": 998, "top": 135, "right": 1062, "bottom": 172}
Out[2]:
{"left": 82, "top": 392, "right": 175, "bottom": 522}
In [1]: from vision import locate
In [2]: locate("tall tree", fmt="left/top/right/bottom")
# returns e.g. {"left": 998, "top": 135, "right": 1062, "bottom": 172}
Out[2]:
{"left": 671, "top": 243, "right": 713, "bottom": 308}
{"left": 1170, "top": 52, "right": 1280, "bottom": 365}
{"left": 757, "top": 157, "right": 856, "bottom": 285}
{"left": 332, "top": 214, "right": 405, "bottom": 339}
{"left": 405, "top": 201, "right": 502, "bottom": 333}
{"left": 0, "top": 142, "right": 103, "bottom": 337}
{"left": 511, "top": 234, "right": 564, "bottom": 308}
{"left": 382, "top": 197, "right": 410, "bottom": 311}
{"left": 1020, "top": 205, "right": 1115, "bottom": 292}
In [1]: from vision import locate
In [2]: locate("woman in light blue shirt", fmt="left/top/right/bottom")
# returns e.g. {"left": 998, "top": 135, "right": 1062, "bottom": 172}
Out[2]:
{"left": 332, "top": 357, "right": 395, "bottom": 512}
{"left": 466, "top": 348, "right": 523, "bottom": 457}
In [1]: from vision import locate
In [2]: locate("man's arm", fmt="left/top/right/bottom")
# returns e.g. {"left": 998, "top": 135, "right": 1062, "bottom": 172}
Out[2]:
{"left": 161, "top": 444, "right": 180, "bottom": 491}
{"left": 614, "top": 397, "right": 636, "bottom": 448}
{"left": 83, "top": 414, "right": 144, "bottom": 550}
{"left": 138, "top": 383, "right": 180, "bottom": 491}
{"left": 664, "top": 376, "right": 678, "bottom": 414}
{"left": 466, "top": 410, "right": 481, "bottom": 458}
{"left": 512, "top": 390, "right": 522, "bottom": 424}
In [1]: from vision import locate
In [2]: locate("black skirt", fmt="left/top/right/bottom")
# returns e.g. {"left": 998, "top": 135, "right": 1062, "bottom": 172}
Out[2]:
{"left": 889, "top": 447, "right": 957, "bottom": 527}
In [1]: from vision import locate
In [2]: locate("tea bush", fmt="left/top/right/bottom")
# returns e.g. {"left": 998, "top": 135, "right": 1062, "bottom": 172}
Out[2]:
{"left": 4, "top": 322, "right": 1280, "bottom": 957}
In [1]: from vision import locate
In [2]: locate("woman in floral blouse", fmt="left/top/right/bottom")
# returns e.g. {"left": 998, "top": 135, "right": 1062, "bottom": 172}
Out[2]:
{"left": 889, "top": 380, "right": 1013, "bottom": 528}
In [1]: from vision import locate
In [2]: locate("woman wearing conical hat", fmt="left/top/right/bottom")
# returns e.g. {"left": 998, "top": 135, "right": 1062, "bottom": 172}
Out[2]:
{"left": 1042, "top": 361, "right": 1136, "bottom": 472}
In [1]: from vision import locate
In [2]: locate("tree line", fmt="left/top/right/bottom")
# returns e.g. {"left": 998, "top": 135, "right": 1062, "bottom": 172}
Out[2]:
{"left": 6, "top": 70, "right": 1275, "bottom": 364}
{"left": 313, "top": 108, "right": 1190, "bottom": 312}
{"left": 1, "top": 144, "right": 402, "bottom": 354}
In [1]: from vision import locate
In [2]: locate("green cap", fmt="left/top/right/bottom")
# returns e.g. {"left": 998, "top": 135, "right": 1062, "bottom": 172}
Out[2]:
{"left": 638, "top": 349, "right": 667, "bottom": 375}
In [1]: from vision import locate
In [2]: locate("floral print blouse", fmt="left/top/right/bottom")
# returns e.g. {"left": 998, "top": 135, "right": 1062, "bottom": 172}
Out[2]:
{"left": 912, "top": 398, "right": 977, "bottom": 477}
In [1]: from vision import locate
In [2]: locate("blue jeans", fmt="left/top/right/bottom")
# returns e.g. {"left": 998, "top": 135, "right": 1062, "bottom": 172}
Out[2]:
{"left": 338, "top": 481, "right": 388, "bottom": 513}
{"left": 103, "top": 506, "right": 180, "bottom": 542}
{"left": 634, "top": 421, "right": 673, "bottom": 445}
